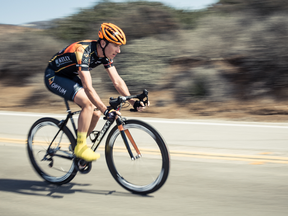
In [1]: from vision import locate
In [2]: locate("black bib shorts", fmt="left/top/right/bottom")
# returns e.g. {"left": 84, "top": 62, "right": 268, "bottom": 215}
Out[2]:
{"left": 44, "top": 67, "right": 83, "bottom": 102}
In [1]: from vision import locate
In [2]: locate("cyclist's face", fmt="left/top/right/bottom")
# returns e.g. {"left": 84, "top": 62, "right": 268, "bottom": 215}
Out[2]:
{"left": 105, "top": 43, "right": 121, "bottom": 60}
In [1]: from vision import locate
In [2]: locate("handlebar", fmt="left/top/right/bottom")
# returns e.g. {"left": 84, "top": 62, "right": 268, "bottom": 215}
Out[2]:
{"left": 108, "top": 89, "right": 149, "bottom": 111}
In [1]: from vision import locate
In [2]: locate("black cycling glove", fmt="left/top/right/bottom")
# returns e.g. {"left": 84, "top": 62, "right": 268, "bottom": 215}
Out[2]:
{"left": 104, "top": 109, "right": 116, "bottom": 122}
{"left": 133, "top": 100, "right": 144, "bottom": 111}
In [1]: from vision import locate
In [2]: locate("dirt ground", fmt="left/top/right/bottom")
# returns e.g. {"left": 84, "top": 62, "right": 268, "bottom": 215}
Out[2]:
{"left": 1, "top": 83, "right": 288, "bottom": 123}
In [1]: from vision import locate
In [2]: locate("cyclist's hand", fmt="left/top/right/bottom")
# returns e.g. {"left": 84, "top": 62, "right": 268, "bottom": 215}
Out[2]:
{"left": 104, "top": 109, "right": 120, "bottom": 121}
{"left": 133, "top": 100, "right": 150, "bottom": 112}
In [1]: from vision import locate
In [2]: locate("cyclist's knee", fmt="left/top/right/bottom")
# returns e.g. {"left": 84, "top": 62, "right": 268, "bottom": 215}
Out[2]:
{"left": 92, "top": 110, "right": 101, "bottom": 120}
{"left": 94, "top": 110, "right": 101, "bottom": 118}
{"left": 83, "top": 102, "right": 94, "bottom": 113}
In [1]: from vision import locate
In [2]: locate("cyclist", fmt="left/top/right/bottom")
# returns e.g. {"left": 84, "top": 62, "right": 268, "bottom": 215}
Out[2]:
{"left": 44, "top": 23, "right": 149, "bottom": 162}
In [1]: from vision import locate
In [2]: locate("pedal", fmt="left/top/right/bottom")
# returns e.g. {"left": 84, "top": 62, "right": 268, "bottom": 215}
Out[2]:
{"left": 74, "top": 158, "right": 92, "bottom": 174}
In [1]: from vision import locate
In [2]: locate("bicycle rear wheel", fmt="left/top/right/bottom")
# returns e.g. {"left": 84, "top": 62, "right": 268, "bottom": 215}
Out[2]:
{"left": 105, "top": 119, "right": 170, "bottom": 194}
{"left": 27, "top": 117, "right": 77, "bottom": 185}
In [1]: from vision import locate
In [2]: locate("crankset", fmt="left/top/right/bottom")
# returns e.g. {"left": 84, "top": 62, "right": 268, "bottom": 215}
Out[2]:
{"left": 74, "top": 158, "right": 92, "bottom": 174}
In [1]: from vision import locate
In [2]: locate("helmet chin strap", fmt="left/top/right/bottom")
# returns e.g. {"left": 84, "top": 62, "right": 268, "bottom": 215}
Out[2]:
{"left": 99, "top": 39, "right": 109, "bottom": 59}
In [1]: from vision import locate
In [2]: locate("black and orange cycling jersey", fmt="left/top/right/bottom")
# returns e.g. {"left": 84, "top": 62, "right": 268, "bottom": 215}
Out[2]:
{"left": 48, "top": 40, "right": 113, "bottom": 78}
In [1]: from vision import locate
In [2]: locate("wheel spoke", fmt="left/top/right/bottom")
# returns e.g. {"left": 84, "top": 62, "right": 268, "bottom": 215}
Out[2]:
{"left": 27, "top": 118, "right": 77, "bottom": 185}
{"left": 105, "top": 120, "right": 170, "bottom": 194}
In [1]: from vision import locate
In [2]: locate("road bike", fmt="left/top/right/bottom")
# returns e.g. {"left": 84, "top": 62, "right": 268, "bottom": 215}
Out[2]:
{"left": 27, "top": 90, "right": 170, "bottom": 194}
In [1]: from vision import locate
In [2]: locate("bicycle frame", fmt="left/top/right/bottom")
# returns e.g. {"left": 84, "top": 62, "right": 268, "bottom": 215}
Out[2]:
{"left": 28, "top": 89, "right": 170, "bottom": 193}
{"left": 48, "top": 88, "right": 149, "bottom": 161}
{"left": 51, "top": 100, "right": 113, "bottom": 152}
{"left": 47, "top": 99, "right": 137, "bottom": 160}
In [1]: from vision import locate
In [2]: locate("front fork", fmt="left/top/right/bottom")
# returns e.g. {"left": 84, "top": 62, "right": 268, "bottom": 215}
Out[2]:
{"left": 116, "top": 117, "right": 142, "bottom": 160}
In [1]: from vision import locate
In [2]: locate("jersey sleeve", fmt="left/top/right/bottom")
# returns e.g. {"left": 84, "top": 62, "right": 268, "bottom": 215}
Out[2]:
{"left": 75, "top": 45, "right": 90, "bottom": 71}
{"left": 102, "top": 58, "right": 114, "bottom": 69}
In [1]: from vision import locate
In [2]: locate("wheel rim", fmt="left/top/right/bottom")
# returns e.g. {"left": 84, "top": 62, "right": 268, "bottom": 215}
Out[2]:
{"left": 28, "top": 121, "right": 75, "bottom": 183}
{"left": 107, "top": 123, "right": 168, "bottom": 193}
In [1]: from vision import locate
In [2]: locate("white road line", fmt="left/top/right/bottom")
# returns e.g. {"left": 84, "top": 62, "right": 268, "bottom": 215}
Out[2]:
{"left": 145, "top": 120, "right": 288, "bottom": 129}
{"left": 0, "top": 111, "right": 65, "bottom": 118}
{"left": 1, "top": 111, "right": 288, "bottom": 129}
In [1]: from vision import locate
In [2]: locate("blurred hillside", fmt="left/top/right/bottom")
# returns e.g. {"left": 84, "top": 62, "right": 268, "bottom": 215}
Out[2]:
{"left": 1, "top": 0, "right": 288, "bottom": 121}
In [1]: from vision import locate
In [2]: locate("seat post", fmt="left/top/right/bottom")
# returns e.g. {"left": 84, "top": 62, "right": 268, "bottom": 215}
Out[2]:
{"left": 64, "top": 99, "right": 78, "bottom": 137}
{"left": 64, "top": 99, "right": 71, "bottom": 113}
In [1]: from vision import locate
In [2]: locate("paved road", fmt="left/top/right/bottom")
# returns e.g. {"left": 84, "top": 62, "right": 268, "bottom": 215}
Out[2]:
{"left": 1, "top": 111, "right": 288, "bottom": 215}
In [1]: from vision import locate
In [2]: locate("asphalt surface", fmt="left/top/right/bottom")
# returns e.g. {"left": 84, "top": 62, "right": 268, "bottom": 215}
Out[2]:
{"left": 1, "top": 111, "right": 288, "bottom": 216}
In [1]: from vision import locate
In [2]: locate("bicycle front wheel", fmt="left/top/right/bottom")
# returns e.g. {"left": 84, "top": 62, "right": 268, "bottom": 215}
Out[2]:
{"left": 105, "top": 119, "right": 170, "bottom": 194}
{"left": 27, "top": 117, "right": 77, "bottom": 185}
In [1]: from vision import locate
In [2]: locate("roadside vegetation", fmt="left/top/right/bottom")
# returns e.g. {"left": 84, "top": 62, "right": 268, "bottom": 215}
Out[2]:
{"left": 1, "top": 0, "right": 288, "bottom": 117}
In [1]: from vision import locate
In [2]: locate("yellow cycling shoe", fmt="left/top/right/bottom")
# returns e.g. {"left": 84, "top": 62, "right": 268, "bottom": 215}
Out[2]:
{"left": 74, "top": 144, "right": 100, "bottom": 162}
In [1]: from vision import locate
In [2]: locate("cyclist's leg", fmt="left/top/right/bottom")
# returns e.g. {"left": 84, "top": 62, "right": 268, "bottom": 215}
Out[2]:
{"left": 73, "top": 89, "right": 100, "bottom": 161}
{"left": 74, "top": 90, "right": 101, "bottom": 134}
{"left": 74, "top": 89, "right": 94, "bottom": 132}
{"left": 45, "top": 68, "right": 100, "bottom": 161}
{"left": 88, "top": 110, "right": 102, "bottom": 136}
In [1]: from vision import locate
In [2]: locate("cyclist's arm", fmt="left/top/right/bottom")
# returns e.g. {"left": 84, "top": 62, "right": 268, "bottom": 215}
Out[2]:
{"left": 78, "top": 70, "right": 107, "bottom": 113}
{"left": 75, "top": 45, "right": 108, "bottom": 113}
{"left": 106, "top": 66, "right": 149, "bottom": 111}
{"left": 106, "top": 66, "right": 135, "bottom": 105}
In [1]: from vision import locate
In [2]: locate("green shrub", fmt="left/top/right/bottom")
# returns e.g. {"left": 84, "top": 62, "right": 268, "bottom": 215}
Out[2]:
{"left": 178, "top": 12, "right": 288, "bottom": 98}
{"left": 48, "top": 1, "right": 179, "bottom": 42}
{"left": 4, "top": 0, "right": 288, "bottom": 103}
{"left": 0, "top": 30, "right": 65, "bottom": 85}
{"left": 98, "top": 36, "right": 179, "bottom": 92}
{"left": 189, "top": 76, "right": 210, "bottom": 97}
{"left": 216, "top": 0, "right": 288, "bottom": 15}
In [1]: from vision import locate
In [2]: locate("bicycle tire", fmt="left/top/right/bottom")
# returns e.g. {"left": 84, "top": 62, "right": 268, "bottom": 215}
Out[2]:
{"left": 27, "top": 117, "right": 77, "bottom": 185}
{"left": 105, "top": 119, "right": 170, "bottom": 194}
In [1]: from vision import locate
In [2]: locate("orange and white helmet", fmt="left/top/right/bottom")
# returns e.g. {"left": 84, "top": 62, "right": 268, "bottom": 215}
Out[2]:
{"left": 98, "top": 23, "right": 126, "bottom": 45}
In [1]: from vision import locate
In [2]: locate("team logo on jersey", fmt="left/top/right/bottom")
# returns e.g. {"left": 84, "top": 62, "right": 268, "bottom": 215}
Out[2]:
{"left": 51, "top": 83, "right": 67, "bottom": 95}
{"left": 55, "top": 56, "right": 72, "bottom": 67}
{"left": 48, "top": 76, "right": 55, "bottom": 85}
